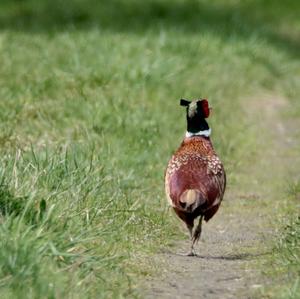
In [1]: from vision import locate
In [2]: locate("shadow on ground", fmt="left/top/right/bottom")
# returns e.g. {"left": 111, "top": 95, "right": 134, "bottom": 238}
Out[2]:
{"left": 169, "top": 251, "right": 269, "bottom": 261}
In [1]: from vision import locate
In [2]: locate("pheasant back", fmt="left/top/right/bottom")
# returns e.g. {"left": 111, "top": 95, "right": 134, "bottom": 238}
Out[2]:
{"left": 165, "top": 136, "right": 226, "bottom": 222}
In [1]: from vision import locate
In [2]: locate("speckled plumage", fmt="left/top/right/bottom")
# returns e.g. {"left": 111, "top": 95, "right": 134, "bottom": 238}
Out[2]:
{"left": 165, "top": 136, "right": 226, "bottom": 223}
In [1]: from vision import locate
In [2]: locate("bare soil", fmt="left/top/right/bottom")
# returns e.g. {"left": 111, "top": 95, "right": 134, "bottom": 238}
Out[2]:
{"left": 144, "top": 96, "right": 299, "bottom": 299}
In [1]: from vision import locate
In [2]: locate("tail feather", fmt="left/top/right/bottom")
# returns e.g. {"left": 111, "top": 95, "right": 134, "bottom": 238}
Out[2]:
{"left": 179, "top": 189, "right": 205, "bottom": 210}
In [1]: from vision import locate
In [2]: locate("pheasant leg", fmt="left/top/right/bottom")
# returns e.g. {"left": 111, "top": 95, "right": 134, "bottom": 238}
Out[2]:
{"left": 188, "top": 215, "right": 203, "bottom": 255}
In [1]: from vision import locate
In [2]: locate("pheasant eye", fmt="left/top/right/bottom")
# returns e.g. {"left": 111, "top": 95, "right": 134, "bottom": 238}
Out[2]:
{"left": 201, "top": 99, "right": 210, "bottom": 118}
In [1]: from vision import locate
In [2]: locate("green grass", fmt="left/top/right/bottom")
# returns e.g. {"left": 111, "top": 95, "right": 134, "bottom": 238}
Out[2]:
{"left": 276, "top": 216, "right": 300, "bottom": 297}
{"left": 260, "top": 182, "right": 300, "bottom": 299}
{"left": 0, "top": 0, "right": 299, "bottom": 298}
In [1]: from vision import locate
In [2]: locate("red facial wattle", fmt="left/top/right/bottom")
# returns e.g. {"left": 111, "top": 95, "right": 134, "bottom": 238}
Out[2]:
{"left": 201, "top": 99, "right": 210, "bottom": 118}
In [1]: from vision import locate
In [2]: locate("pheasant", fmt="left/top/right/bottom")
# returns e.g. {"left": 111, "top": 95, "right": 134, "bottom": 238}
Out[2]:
{"left": 165, "top": 98, "right": 226, "bottom": 256}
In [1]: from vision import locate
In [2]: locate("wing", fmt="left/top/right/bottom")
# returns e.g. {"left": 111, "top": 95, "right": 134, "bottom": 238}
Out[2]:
{"left": 165, "top": 154, "right": 225, "bottom": 209}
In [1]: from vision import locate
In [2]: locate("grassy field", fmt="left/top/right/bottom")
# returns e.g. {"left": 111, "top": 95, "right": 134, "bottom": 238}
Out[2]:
{"left": 0, "top": 0, "right": 299, "bottom": 298}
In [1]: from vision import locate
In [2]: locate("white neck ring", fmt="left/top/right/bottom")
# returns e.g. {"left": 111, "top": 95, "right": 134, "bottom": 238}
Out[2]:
{"left": 185, "top": 128, "right": 211, "bottom": 138}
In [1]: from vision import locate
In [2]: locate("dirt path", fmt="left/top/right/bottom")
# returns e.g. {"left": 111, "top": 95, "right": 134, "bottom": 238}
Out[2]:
{"left": 145, "top": 96, "right": 299, "bottom": 298}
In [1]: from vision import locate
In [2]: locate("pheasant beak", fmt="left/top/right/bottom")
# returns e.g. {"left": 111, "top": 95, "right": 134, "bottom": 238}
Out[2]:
{"left": 209, "top": 107, "right": 213, "bottom": 115}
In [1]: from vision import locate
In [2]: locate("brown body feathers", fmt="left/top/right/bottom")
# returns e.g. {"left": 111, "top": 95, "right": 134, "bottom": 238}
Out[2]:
{"left": 165, "top": 136, "right": 226, "bottom": 222}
